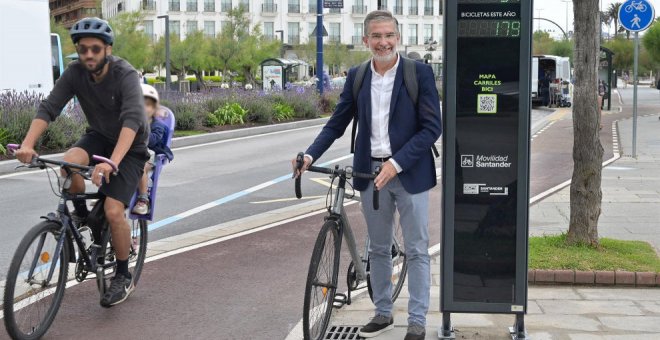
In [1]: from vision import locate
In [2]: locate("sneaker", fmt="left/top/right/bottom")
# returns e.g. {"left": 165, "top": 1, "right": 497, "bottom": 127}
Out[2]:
{"left": 404, "top": 324, "right": 426, "bottom": 340}
{"left": 132, "top": 200, "right": 149, "bottom": 215}
{"left": 358, "top": 315, "right": 394, "bottom": 338}
{"left": 100, "top": 272, "right": 134, "bottom": 308}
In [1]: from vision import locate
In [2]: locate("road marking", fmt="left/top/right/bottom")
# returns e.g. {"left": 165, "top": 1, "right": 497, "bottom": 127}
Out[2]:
{"left": 250, "top": 196, "right": 326, "bottom": 204}
{"left": 147, "top": 154, "right": 354, "bottom": 232}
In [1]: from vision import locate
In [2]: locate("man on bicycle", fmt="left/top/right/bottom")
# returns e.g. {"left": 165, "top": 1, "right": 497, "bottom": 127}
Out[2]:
{"left": 292, "top": 10, "right": 441, "bottom": 340}
{"left": 15, "top": 17, "right": 149, "bottom": 307}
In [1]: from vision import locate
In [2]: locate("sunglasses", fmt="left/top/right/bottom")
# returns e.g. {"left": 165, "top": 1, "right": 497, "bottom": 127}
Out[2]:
{"left": 76, "top": 44, "right": 104, "bottom": 55}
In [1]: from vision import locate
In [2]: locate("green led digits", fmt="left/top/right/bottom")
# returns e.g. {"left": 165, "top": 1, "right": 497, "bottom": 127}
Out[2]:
{"left": 458, "top": 20, "right": 521, "bottom": 38}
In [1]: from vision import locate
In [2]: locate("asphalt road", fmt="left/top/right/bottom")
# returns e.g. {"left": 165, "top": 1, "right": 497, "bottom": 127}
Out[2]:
{"left": 2, "top": 86, "right": 657, "bottom": 339}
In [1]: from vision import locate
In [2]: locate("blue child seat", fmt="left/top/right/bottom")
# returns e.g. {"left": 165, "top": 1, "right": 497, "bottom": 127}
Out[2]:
{"left": 128, "top": 106, "right": 175, "bottom": 221}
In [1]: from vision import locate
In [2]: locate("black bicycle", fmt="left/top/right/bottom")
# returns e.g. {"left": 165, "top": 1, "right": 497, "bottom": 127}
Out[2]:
{"left": 294, "top": 153, "right": 408, "bottom": 340}
{"left": 2, "top": 144, "right": 148, "bottom": 340}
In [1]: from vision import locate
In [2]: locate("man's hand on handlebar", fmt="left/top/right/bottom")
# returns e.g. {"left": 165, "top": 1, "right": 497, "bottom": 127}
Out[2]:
{"left": 91, "top": 162, "right": 114, "bottom": 187}
{"left": 15, "top": 146, "right": 38, "bottom": 164}
{"left": 291, "top": 154, "right": 312, "bottom": 179}
{"left": 374, "top": 160, "right": 397, "bottom": 191}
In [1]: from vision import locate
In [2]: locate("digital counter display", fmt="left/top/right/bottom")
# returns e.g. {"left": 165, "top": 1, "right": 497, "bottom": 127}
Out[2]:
{"left": 458, "top": 20, "right": 521, "bottom": 37}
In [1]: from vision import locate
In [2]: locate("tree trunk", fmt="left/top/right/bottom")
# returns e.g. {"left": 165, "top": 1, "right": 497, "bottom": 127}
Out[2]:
{"left": 193, "top": 70, "right": 207, "bottom": 90}
{"left": 568, "top": 0, "right": 604, "bottom": 247}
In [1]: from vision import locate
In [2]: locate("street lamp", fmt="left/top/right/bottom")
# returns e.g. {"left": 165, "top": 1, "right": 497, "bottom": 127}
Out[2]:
{"left": 157, "top": 15, "right": 171, "bottom": 91}
{"left": 275, "top": 30, "right": 284, "bottom": 57}
{"left": 561, "top": 0, "right": 571, "bottom": 39}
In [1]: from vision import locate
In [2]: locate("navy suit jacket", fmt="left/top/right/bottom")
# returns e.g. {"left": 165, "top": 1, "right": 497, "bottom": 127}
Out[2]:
{"left": 306, "top": 58, "right": 442, "bottom": 194}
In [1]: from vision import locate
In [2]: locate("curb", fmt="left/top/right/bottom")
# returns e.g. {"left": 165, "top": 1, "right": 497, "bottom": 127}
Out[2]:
{"left": 529, "top": 269, "right": 660, "bottom": 287}
{"left": 0, "top": 117, "right": 329, "bottom": 175}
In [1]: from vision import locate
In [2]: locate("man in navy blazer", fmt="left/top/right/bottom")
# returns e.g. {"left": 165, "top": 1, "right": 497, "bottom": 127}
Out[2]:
{"left": 292, "top": 10, "right": 442, "bottom": 340}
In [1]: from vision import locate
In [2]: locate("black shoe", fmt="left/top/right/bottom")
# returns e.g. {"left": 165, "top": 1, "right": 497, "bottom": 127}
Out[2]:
{"left": 404, "top": 324, "right": 426, "bottom": 340}
{"left": 358, "top": 315, "right": 394, "bottom": 338}
{"left": 100, "top": 272, "right": 134, "bottom": 308}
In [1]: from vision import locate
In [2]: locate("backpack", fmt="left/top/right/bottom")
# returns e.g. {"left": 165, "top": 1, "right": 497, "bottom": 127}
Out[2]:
{"left": 350, "top": 56, "right": 439, "bottom": 157}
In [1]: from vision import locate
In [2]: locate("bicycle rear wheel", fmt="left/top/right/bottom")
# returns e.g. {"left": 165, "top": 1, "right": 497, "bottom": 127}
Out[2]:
{"left": 3, "top": 221, "right": 69, "bottom": 340}
{"left": 96, "top": 219, "right": 148, "bottom": 292}
{"left": 303, "top": 220, "right": 342, "bottom": 340}
{"left": 367, "top": 214, "right": 408, "bottom": 303}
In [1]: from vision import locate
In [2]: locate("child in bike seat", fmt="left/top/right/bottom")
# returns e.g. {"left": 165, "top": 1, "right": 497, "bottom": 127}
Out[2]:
{"left": 132, "top": 83, "right": 174, "bottom": 215}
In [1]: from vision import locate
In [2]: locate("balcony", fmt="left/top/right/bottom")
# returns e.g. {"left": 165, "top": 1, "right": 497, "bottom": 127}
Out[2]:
{"left": 393, "top": 5, "right": 403, "bottom": 15}
{"left": 288, "top": 4, "right": 300, "bottom": 13}
{"left": 204, "top": 3, "right": 215, "bottom": 12}
{"left": 408, "top": 6, "right": 418, "bottom": 15}
{"left": 308, "top": 5, "right": 317, "bottom": 13}
{"left": 408, "top": 37, "right": 418, "bottom": 45}
{"left": 424, "top": 6, "right": 433, "bottom": 15}
{"left": 328, "top": 8, "right": 340, "bottom": 14}
{"left": 187, "top": 2, "right": 198, "bottom": 12}
{"left": 262, "top": 3, "right": 277, "bottom": 14}
{"left": 142, "top": 1, "right": 156, "bottom": 11}
{"left": 288, "top": 35, "right": 300, "bottom": 44}
{"left": 352, "top": 5, "right": 367, "bottom": 14}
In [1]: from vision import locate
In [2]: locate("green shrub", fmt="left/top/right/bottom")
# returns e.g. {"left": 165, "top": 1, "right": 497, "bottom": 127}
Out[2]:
{"left": 243, "top": 100, "right": 275, "bottom": 123}
{"left": 203, "top": 76, "right": 223, "bottom": 83}
{"left": 0, "top": 128, "right": 9, "bottom": 155}
{"left": 205, "top": 112, "right": 220, "bottom": 127}
{"left": 214, "top": 102, "right": 248, "bottom": 125}
{"left": 175, "top": 107, "right": 201, "bottom": 130}
{"left": 41, "top": 116, "right": 87, "bottom": 151}
{"left": 273, "top": 102, "right": 294, "bottom": 122}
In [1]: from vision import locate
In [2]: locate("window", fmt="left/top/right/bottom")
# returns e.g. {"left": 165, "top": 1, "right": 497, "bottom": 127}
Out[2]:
{"left": 409, "top": 3, "right": 418, "bottom": 15}
{"left": 424, "top": 24, "right": 433, "bottom": 43}
{"left": 329, "top": 7, "right": 340, "bottom": 14}
{"left": 117, "top": 3, "right": 123, "bottom": 12}
{"left": 187, "top": 20, "right": 198, "bottom": 34}
{"left": 329, "top": 22, "right": 340, "bottom": 43}
{"left": 204, "top": 0, "right": 214, "bottom": 11}
{"left": 264, "top": 22, "right": 274, "bottom": 40}
{"left": 187, "top": 0, "right": 197, "bottom": 12}
{"left": 352, "top": 0, "right": 366, "bottom": 14}
{"left": 221, "top": 0, "right": 231, "bottom": 11}
{"left": 170, "top": 20, "right": 181, "bottom": 39}
{"left": 142, "top": 0, "right": 156, "bottom": 10}
{"left": 308, "top": 0, "right": 316, "bottom": 13}
{"left": 393, "top": 0, "right": 402, "bottom": 15}
{"left": 288, "top": 0, "right": 300, "bottom": 13}
{"left": 143, "top": 20, "right": 154, "bottom": 41}
{"left": 378, "top": 0, "right": 388, "bottom": 11}
{"left": 288, "top": 22, "right": 300, "bottom": 44}
{"left": 204, "top": 21, "right": 215, "bottom": 37}
{"left": 238, "top": 0, "right": 248, "bottom": 11}
{"left": 408, "top": 24, "right": 417, "bottom": 45}
{"left": 169, "top": 0, "right": 181, "bottom": 11}
{"left": 424, "top": 0, "right": 433, "bottom": 15}
{"left": 439, "top": 1, "right": 444, "bottom": 15}
{"left": 262, "top": 0, "right": 276, "bottom": 12}
{"left": 353, "top": 23, "right": 363, "bottom": 45}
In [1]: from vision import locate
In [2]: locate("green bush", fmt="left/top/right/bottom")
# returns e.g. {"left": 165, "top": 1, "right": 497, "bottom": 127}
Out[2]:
{"left": 273, "top": 102, "right": 294, "bottom": 122}
{"left": 174, "top": 107, "right": 201, "bottom": 130}
{"left": 0, "top": 128, "right": 9, "bottom": 155}
{"left": 205, "top": 112, "right": 220, "bottom": 127}
{"left": 214, "top": 102, "right": 248, "bottom": 125}
{"left": 41, "top": 116, "right": 87, "bottom": 151}
{"left": 203, "top": 76, "right": 223, "bottom": 83}
{"left": 243, "top": 100, "right": 275, "bottom": 123}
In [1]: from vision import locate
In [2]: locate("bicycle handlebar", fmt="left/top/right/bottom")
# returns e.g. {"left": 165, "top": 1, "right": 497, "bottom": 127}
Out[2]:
{"left": 294, "top": 152, "right": 380, "bottom": 210}
{"left": 5, "top": 144, "right": 118, "bottom": 175}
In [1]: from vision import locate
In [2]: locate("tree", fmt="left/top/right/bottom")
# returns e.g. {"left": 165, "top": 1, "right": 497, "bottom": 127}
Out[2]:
{"left": 567, "top": 0, "right": 604, "bottom": 246}
{"left": 50, "top": 18, "right": 75, "bottom": 63}
{"left": 169, "top": 31, "right": 213, "bottom": 85}
{"left": 604, "top": 37, "right": 634, "bottom": 73}
{"left": 233, "top": 25, "right": 280, "bottom": 85}
{"left": 109, "top": 11, "right": 154, "bottom": 71}
{"left": 604, "top": 2, "right": 622, "bottom": 38}
{"left": 533, "top": 31, "right": 555, "bottom": 55}
{"left": 211, "top": 7, "right": 252, "bottom": 80}
{"left": 642, "top": 20, "right": 660, "bottom": 84}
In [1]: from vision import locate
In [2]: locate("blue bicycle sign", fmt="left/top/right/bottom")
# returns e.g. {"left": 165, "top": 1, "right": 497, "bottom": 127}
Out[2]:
{"left": 619, "top": 0, "right": 655, "bottom": 32}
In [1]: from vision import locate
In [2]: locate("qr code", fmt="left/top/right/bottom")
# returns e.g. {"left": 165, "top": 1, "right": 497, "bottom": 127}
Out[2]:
{"left": 477, "top": 94, "right": 497, "bottom": 114}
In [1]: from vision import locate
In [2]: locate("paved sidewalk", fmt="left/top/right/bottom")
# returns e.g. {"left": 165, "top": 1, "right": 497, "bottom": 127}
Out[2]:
{"left": 322, "top": 115, "right": 660, "bottom": 338}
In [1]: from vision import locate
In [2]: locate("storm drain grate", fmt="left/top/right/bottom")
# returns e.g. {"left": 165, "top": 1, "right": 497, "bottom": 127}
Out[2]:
{"left": 324, "top": 325, "right": 361, "bottom": 339}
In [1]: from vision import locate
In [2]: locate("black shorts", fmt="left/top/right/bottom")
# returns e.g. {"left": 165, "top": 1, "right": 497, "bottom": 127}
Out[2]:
{"left": 73, "top": 131, "right": 149, "bottom": 207}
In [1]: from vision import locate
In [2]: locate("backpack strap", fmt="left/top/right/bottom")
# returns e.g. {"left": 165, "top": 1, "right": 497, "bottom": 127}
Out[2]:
{"left": 402, "top": 56, "right": 440, "bottom": 158}
{"left": 350, "top": 60, "right": 370, "bottom": 154}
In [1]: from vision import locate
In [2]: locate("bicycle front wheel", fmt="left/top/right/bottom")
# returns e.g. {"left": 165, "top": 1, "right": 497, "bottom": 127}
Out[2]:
{"left": 302, "top": 220, "right": 342, "bottom": 340}
{"left": 3, "top": 221, "right": 69, "bottom": 340}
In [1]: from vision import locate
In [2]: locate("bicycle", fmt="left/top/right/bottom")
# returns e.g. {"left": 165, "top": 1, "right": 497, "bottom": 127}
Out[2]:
{"left": 2, "top": 144, "right": 148, "bottom": 340}
{"left": 625, "top": 1, "right": 647, "bottom": 13}
{"left": 294, "top": 152, "right": 408, "bottom": 340}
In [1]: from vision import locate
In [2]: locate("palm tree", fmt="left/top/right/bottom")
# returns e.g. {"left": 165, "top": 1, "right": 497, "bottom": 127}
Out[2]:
{"left": 605, "top": 2, "right": 622, "bottom": 38}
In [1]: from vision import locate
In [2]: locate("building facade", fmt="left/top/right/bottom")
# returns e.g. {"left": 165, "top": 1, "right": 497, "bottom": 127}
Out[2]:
{"left": 102, "top": 0, "right": 443, "bottom": 60}
{"left": 50, "top": 0, "right": 101, "bottom": 28}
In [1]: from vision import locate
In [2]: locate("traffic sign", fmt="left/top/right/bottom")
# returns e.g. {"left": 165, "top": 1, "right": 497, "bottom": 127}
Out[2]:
{"left": 323, "top": 0, "right": 343, "bottom": 9}
{"left": 619, "top": 0, "right": 655, "bottom": 32}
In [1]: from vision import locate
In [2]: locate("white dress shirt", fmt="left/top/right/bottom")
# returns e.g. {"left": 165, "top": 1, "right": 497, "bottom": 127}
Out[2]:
{"left": 370, "top": 56, "right": 402, "bottom": 173}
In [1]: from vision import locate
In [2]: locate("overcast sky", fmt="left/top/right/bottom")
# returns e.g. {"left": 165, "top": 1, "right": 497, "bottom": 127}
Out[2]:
{"left": 534, "top": 0, "right": 659, "bottom": 38}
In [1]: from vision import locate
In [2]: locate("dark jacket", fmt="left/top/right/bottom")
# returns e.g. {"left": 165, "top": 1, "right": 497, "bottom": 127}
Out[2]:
{"left": 148, "top": 119, "right": 174, "bottom": 161}
{"left": 306, "top": 59, "right": 442, "bottom": 194}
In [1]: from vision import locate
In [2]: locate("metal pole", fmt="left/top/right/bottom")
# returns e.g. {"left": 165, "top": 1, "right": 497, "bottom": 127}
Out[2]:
{"left": 632, "top": 32, "right": 639, "bottom": 158}
{"left": 316, "top": 0, "right": 324, "bottom": 95}
{"left": 158, "top": 15, "right": 171, "bottom": 91}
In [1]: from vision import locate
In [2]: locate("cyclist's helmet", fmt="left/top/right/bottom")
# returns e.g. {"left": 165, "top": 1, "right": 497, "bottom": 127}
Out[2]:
{"left": 141, "top": 83, "right": 159, "bottom": 104}
{"left": 70, "top": 17, "right": 114, "bottom": 46}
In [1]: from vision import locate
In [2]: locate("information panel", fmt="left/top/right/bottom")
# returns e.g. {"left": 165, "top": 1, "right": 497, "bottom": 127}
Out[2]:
{"left": 441, "top": 0, "right": 532, "bottom": 316}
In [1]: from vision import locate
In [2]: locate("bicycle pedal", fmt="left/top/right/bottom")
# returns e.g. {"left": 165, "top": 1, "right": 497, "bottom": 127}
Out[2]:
{"left": 333, "top": 293, "right": 348, "bottom": 308}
